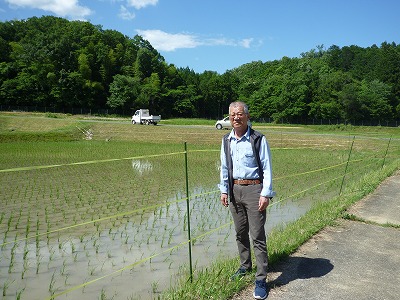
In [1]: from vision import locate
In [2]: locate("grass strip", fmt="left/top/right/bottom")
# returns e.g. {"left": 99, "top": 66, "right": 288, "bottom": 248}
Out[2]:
{"left": 162, "top": 161, "right": 399, "bottom": 300}
{"left": 343, "top": 213, "right": 400, "bottom": 229}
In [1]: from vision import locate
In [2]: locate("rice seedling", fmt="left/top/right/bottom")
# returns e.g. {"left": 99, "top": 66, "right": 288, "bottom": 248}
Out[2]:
{"left": 48, "top": 270, "right": 57, "bottom": 295}
{"left": 2, "top": 279, "right": 14, "bottom": 297}
{"left": 16, "top": 287, "right": 25, "bottom": 300}
{"left": 36, "top": 253, "right": 42, "bottom": 274}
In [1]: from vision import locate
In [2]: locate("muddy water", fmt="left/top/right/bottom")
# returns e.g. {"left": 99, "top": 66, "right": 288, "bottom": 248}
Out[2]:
{"left": 0, "top": 190, "right": 314, "bottom": 300}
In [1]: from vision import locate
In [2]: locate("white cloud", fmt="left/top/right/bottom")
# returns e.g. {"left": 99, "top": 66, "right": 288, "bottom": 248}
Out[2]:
{"left": 204, "top": 37, "right": 235, "bottom": 47}
{"left": 240, "top": 38, "right": 254, "bottom": 48}
{"left": 127, "top": 0, "right": 158, "bottom": 10}
{"left": 119, "top": 5, "right": 135, "bottom": 20}
{"left": 136, "top": 29, "right": 257, "bottom": 52}
{"left": 5, "top": 0, "right": 92, "bottom": 19}
{"left": 136, "top": 29, "right": 200, "bottom": 51}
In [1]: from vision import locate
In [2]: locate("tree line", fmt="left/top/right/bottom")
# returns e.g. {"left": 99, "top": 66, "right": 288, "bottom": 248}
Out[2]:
{"left": 1, "top": 16, "right": 399, "bottom": 123}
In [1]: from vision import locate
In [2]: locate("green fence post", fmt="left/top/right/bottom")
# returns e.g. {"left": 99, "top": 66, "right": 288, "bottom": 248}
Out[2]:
{"left": 339, "top": 136, "right": 355, "bottom": 196}
{"left": 184, "top": 142, "right": 193, "bottom": 282}
{"left": 382, "top": 137, "right": 392, "bottom": 169}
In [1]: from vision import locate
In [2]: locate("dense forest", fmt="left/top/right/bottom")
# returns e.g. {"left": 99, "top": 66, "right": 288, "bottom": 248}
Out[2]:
{"left": 1, "top": 16, "right": 399, "bottom": 124}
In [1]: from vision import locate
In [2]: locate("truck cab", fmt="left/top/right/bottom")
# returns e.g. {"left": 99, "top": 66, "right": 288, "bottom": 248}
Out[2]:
{"left": 131, "top": 109, "right": 161, "bottom": 125}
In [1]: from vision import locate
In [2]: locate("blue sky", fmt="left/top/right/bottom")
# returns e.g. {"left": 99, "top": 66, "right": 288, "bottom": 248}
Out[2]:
{"left": 1, "top": 0, "right": 399, "bottom": 74}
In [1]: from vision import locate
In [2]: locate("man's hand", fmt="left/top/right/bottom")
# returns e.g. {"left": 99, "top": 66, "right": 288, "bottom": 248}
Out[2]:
{"left": 220, "top": 193, "right": 229, "bottom": 207}
{"left": 258, "top": 196, "right": 270, "bottom": 211}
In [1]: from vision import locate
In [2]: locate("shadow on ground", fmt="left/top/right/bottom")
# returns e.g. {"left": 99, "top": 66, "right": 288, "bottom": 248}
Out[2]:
{"left": 269, "top": 257, "right": 333, "bottom": 286}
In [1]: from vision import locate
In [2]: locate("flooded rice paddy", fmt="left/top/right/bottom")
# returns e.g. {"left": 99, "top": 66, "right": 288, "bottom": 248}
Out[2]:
{"left": 1, "top": 123, "right": 398, "bottom": 299}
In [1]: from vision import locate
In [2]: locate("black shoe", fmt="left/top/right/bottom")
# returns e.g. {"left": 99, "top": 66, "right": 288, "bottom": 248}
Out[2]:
{"left": 230, "top": 267, "right": 251, "bottom": 281}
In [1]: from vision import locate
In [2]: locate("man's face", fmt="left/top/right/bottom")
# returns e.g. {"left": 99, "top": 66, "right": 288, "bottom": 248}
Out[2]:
{"left": 229, "top": 105, "right": 249, "bottom": 130}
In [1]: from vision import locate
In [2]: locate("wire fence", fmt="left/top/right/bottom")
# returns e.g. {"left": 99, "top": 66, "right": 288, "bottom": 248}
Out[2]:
{"left": 0, "top": 134, "right": 399, "bottom": 299}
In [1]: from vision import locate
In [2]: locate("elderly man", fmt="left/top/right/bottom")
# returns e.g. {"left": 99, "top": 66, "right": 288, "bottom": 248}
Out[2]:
{"left": 219, "top": 101, "right": 275, "bottom": 299}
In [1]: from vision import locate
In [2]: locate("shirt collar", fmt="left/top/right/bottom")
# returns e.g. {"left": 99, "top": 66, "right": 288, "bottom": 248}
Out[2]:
{"left": 228, "top": 126, "right": 251, "bottom": 141}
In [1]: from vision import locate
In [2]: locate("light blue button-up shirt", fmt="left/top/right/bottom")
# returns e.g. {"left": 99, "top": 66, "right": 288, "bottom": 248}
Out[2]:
{"left": 219, "top": 127, "right": 276, "bottom": 198}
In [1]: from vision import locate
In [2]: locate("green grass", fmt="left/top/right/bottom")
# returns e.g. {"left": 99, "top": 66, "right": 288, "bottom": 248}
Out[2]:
{"left": 161, "top": 118, "right": 217, "bottom": 126}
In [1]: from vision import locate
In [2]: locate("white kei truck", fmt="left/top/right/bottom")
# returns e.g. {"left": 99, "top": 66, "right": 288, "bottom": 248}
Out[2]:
{"left": 131, "top": 109, "right": 161, "bottom": 125}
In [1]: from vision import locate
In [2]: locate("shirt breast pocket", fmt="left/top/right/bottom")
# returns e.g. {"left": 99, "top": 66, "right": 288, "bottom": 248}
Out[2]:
{"left": 243, "top": 150, "right": 256, "bottom": 167}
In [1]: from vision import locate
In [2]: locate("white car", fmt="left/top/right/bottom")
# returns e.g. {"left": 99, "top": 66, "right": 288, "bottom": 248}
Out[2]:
{"left": 215, "top": 116, "right": 252, "bottom": 130}
{"left": 215, "top": 116, "right": 231, "bottom": 129}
